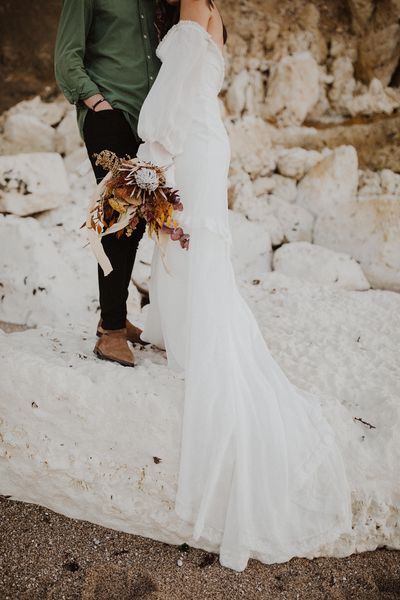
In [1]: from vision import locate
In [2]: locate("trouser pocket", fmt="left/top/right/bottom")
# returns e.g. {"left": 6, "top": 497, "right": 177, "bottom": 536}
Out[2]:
{"left": 83, "top": 109, "right": 139, "bottom": 182}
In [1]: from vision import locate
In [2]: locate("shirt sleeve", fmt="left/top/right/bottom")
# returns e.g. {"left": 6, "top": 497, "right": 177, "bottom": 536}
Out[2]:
{"left": 54, "top": 0, "right": 100, "bottom": 105}
{"left": 137, "top": 21, "right": 210, "bottom": 169}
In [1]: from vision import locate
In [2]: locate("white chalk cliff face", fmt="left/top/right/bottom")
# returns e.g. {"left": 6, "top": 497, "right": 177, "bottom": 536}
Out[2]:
{"left": 1, "top": 0, "right": 400, "bottom": 563}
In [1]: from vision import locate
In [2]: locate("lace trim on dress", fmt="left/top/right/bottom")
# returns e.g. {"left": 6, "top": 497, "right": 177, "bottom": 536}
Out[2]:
{"left": 156, "top": 19, "right": 225, "bottom": 88}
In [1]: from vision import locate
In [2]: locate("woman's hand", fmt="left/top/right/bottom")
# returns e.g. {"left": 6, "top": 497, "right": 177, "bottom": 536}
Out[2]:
{"left": 162, "top": 225, "right": 190, "bottom": 250}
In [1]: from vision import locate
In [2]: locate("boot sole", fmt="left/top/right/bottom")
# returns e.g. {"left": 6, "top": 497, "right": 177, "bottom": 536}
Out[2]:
{"left": 93, "top": 348, "right": 135, "bottom": 367}
{"left": 96, "top": 330, "right": 149, "bottom": 346}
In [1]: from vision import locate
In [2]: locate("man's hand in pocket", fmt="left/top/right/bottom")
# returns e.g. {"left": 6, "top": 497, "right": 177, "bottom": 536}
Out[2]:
{"left": 84, "top": 94, "right": 113, "bottom": 111}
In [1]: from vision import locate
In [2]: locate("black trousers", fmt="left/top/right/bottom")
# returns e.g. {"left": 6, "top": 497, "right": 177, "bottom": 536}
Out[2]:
{"left": 83, "top": 109, "right": 146, "bottom": 330}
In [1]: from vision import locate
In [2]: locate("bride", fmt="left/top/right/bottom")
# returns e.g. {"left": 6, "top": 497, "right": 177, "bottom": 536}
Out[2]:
{"left": 96, "top": 0, "right": 353, "bottom": 572}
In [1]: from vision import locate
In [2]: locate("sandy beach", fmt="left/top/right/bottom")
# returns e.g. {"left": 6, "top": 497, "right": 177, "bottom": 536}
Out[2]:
{"left": 1, "top": 494, "right": 399, "bottom": 600}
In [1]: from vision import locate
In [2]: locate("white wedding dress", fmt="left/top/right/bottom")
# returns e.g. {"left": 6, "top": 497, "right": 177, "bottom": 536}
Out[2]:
{"left": 134, "top": 20, "right": 353, "bottom": 571}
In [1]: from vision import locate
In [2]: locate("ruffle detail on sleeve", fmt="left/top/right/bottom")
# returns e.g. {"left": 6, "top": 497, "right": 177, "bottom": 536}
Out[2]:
{"left": 137, "top": 20, "right": 209, "bottom": 158}
{"left": 156, "top": 20, "right": 211, "bottom": 58}
{"left": 157, "top": 20, "right": 225, "bottom": 88}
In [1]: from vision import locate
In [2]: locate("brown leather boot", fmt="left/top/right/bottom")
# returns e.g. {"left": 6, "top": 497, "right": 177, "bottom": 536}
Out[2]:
{"left": 94, "top": 327, "right": 135, "bottom": 367}
{"left": 97, "top": 319, "right": 149, "bottom": 346}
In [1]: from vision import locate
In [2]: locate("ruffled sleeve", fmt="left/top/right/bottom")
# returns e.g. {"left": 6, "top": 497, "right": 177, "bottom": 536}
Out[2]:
{"left": 137, "top": 21, "right": 210, "bottom": 168}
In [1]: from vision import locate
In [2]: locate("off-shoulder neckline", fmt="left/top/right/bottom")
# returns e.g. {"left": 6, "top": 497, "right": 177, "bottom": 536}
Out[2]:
{"left": 157, "top": 19, "right": 225, "bottom": 64}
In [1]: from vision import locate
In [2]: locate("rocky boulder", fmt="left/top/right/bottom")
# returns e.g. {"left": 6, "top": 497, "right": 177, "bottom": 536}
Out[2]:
{"left": 0, "top": 153, "right": 70, "bottom": 216}
{"left": 314, "top": 195, "right": 400, "bottom": 292}
{"left": 227, "top": 116, "right": 276, "bottom": 178}
{"left": 273, "top": 241, "right": 370, "bottom": 290}
{"left": 1, "top": 114, "right": 56, "bottom": 154}
{"left": 0, "top": 215, "right": 95, "bottom": 327}
{"left": 296, "top": 146, "right": 359, "bottom": 216}
{"left": 264, "top": 52, "right": 320, "bottom": 126}
{"left": 1, "top": 274, "right": 400, "bottom": 560}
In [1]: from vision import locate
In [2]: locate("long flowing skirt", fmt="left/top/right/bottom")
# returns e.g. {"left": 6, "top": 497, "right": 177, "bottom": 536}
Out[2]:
{"left": 140, "top": 117, "right": 353, "bottom": 571}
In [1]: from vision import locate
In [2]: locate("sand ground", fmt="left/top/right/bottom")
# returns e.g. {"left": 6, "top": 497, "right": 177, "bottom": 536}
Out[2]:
{"left": 0, "top": 494, "right": 399, "bottom": 600}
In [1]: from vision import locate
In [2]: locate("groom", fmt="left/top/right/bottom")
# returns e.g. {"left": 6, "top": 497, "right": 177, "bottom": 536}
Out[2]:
{"left": 54, "top": 0, "right": 162, "bottom": 367}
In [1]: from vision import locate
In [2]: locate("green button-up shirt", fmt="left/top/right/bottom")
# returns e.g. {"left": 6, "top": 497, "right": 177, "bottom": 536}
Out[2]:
{"left": 54, "top": 0, "right": 161, "bottom": 141}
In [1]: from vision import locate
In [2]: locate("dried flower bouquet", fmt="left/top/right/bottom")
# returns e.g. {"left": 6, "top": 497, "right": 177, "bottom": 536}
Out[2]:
{"left": 86, "top": 150, "right": 190, "bottom": 249}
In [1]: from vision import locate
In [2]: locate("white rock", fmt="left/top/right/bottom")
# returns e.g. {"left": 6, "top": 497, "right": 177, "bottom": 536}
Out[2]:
{"left": 347, "top": 78, "right": 400, "bottom": 117}
{"left": 358, "top": 169, "right": 382, "bottom": 197}
{"left": 0, "top": 215, "right": 96, "bottom": 327}
{"left": 228, "top": 209, "right": 272, "bottom": 275}
{"left": 306, "top": 66, "right": 333, "bottom": 121}
{"left": 270, "top": 174, "right": 298, "bottom": 203}
{"left": 329, "top": 47, "right": 400, "bottom": 117}
{"left": 0, "top": 153, "right": 70, "bottom": 216}
{"left": 358, "top": 169, "right": 400, "bottom": 198}
{"left": 273, "top": 242, "right": 370, "bottom": 290}
{"left": 276, "top": 147, "right": 324, "bottom": 180}
{"left": 67, "top": 166, "right": 97, "bottom": 200}
{"left": 230, "top": 169, "right": 312, "bottom": 246}
{"left": 268, "top": 123, "right": 320, "bottom": 149}
{"left": 55, "top": 110, "right": 83, "bottom": 156}
{"left": 132, "top": 234, "right": 156, "bottom": 295}
{"left": 264, "top": 214, "right": 285, "bottom": 247}
{"left": 330, "top": 56, "right": 400, "bottom": 117}
{"left": 64, "top": 147, "right": 92, "bottom": 176}
{"left": 226, "top": 69, "right": 251, "bottom": 115}
{"left": 329, "top": 35, "right": 358, "bottom": 61}
{"left": 264, "top": 52, "right": 320, "bottom": 126}
{"left": 2, "top": 114, "right": 56, "bottom": 154}
{"left": 1, "top": 275, "right": 399, "bottom": 559}
{"left": 253, "top": 176, "right": 275, "bottom": 197}
{"left": 228, "top": 167, "right": 254, "bottom": 210}
{"left": 267, "top": 195, "right": 314, "bottom": 243}
{"left": 227, "top": 116, "right": 276, "bottom": 177}
{"left": 329, "top": 56, "right": 357, "bottom": 113}
{"left": 229, "top": 170, "right": 284, "bottom": 245}
{"left": 6, "top": 95, "right": 68, "bottom": 127}
{"left": 218, "top": 97, "right": 227, "bottom": 119}
{"left": 245, "top": 69, "right": 266, "bottom": 116}
{"left": 296, "top": 146, "right": 359, "bottom": 216}
{"left": 314, "top": 196, "right": 400, "bottom": 292}
{"left": 380, "top": 169, "right": 400, "bottom": 196}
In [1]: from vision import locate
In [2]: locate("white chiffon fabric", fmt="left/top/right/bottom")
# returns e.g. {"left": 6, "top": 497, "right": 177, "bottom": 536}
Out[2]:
{"left": 135, "top": 20, "right": 353, "bottom": 571}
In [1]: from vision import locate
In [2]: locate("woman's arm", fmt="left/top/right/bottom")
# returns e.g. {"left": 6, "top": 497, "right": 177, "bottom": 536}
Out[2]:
{"left": 180, "top": 0, "right": 212, "bottom": 29}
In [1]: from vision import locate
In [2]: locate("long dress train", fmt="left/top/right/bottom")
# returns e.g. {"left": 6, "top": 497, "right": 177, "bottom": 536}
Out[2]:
{"left": 135, "top": 20, "right": 352, "bottom": 571}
